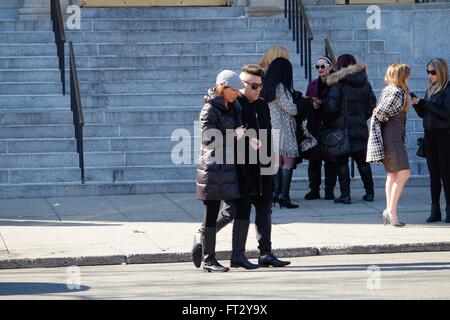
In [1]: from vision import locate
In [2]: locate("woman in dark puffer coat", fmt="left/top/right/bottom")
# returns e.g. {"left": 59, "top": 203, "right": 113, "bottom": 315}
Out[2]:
{"left": 324, "top": 54, "right": 377, "bottom": 204}
{"left": 194, "top": 70, "right": 245, "bottom": 272}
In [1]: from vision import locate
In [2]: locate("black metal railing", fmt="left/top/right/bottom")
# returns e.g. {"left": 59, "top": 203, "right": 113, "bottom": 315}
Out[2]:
{"left": 324, "top": 38, "right": 338, "bottom": 71}
{"left": 50, "top": 0, "right": 85, "bottom": 183}
{"left": 50, "top": 0, "right": 66, "bottom": 95}
{"left": 285, "top": 0, "right": 314, "bottom": 82}
{"left": 69, "top": 41, "right": 85, "bottom": 184}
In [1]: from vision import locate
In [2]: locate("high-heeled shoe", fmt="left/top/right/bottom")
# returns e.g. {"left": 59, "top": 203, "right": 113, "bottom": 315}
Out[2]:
{"left": 383, "top": 210, "right": 405, "bottom": 227}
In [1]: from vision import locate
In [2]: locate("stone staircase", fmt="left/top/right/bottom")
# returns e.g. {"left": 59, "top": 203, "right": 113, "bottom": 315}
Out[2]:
{"left": 0, "top": 7, "right": 310, "bottom": 198}
{"left": 1, "top": 3, "right": 448, "bottom": 198}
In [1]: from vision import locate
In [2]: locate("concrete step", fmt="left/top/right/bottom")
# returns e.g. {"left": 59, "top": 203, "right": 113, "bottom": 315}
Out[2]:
{"left": 0, "top": 66, "right": 309, "bottom": 83}
{"left": 1, "top": 30, "right": 270, "bottom": 44}
{"left": 0, "top": 153, "right": 79, "bottom": 169}
{"left": 85, "top": 17, "right": 250, "bottom": 32}
{"left": 0, "top": 122, "right": 195, "bottom": 139}
{"left": 1, "top": 136, "right": 195, "bottom": 153}
{"left": 0, "top": 175, "right": 431, "bottom": 199}
{"left": 0, "top": 56, "right": 58, "bottom": 69}
{"left": 3, "top": 165, "right": 197, "bottom": 184}
{"left": 0, "top": 108, "right": 200, "bottom": 125}
{"left": 0, "top": 77, "right": 310, "bottom": 95}
{"left": 0, "top": 20, "right": 52, "bottom": 32}
{"left": 80, "top": 7, "right": 246, "bottom": 19}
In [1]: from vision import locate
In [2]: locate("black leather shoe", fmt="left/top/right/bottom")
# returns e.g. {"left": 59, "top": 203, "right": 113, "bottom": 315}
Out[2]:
{"left": 258, "top": 253, "right": 290, "bottom": 267}
{"left": 334, "top": 195, "right": 351, "bottom": 204}
{"left": 363, "top": 192, "right": 374, "bottom": 202}
{"left": 231, "top": 255, "right": 259, "bottom": 270}
{"left": 304, "top": 190, "right": 320, "bottom": 200}
{"left": 202, "top": 258, "right": 230, "bottom": 272}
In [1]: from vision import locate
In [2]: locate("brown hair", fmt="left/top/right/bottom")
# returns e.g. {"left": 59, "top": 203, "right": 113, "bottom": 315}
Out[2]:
{"left": 427, "top": 57, "right": 449, "bottom": 97}
{"left": 241, "top": 64, "right": 264, "bottom": 78}
{"left": 259, "top": 45, "right": 290, "bottom": 71}
{"left": 384, "top": 63, "right": 411, "bottom": 112}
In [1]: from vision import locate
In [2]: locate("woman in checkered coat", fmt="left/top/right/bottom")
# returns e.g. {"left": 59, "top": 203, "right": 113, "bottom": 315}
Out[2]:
{"left": 367, "top": 63, "right": 411, "bottom": 227}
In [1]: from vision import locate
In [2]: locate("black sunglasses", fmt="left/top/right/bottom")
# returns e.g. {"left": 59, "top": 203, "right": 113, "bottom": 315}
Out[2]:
{"left": 243, "top": 80, "right": 263, "bottom": 90}
{"left": 315, "top": 64, "right": 328, "bottom": 70}
{"left": 427, "top": 69, "right": 437, "bottom": 75}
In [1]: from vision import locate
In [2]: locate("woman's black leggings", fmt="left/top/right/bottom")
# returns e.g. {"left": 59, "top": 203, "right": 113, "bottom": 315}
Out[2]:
{"left": 203, "top": 200, "right": 250, "bottom": 228}
{"left": 425, "top": 129, "right": 450, "bottom": 206}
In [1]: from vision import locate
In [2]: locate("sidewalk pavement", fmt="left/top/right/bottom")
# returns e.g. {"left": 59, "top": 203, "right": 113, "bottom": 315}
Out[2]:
{"left": 0, "top": 186, "right": 449, "bottom": 269}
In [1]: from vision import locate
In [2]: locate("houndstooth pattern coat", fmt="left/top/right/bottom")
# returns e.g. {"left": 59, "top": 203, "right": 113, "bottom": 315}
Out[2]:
{"left": 366, "top": 85, "right": 406, "bottom": 163}
{"left": 268, "top": 84, "right": 299, "bottom": 158}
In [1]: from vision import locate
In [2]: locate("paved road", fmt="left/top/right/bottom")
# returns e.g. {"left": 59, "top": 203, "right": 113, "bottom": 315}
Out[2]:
{"left": 1, "top": 251, "right": 450, "bottom": 300}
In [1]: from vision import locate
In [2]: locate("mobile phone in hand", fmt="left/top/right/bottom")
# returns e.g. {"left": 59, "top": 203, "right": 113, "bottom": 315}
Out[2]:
{"left": 410, "top": 92, "right": 418, "bottom": 99}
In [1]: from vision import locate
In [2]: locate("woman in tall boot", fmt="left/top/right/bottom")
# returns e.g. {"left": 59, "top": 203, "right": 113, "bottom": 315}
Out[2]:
{"left": 412, "top": 57, "right": 450, "bottom": 223}
{"left": 195, "top": 70, "right": 245, "bottom": 272}
{"left": 262, "top": 58, "right": 299, "bottom": 209}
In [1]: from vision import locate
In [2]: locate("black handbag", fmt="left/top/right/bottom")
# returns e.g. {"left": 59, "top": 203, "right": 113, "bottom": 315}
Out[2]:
{"left": 320, "top": 87, "right": 351, "bottom": 157}
{"left": 416, "top": 137, "right": 426, "bottom": 158}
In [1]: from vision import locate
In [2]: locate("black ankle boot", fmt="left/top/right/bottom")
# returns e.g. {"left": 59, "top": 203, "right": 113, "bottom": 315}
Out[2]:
{"left": 278, "top": 168, "right": 299, "bottom": 209}
{"left": 334, "top": 195, "right": 351, "bottom": 204}
{"left": 230, "top": 219, "right": 259, "bottom": 270}
{"left": 304, "top": 190, "right": 320, "bottom": 200}
{"left": 427, "top": 203, "right": 442, "bottom": 223}
{"left": 324, "top": 188, "right": 335, "bottom": 200}
{"left": 202, "top": 227, "right": 229, "bottom": 272}
{"left": 363, "top": 192, "right": 374, "bottom": 202}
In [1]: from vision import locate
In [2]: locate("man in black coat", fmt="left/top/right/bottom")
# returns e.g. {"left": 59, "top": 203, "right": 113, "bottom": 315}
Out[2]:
{"left": 228, "top": 64, "right": 290, "bottom": 268}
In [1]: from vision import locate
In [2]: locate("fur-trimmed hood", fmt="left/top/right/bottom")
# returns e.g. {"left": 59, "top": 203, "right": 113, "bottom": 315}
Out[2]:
{"left": 326, "top": 63, "right": 368, "bottom": 88}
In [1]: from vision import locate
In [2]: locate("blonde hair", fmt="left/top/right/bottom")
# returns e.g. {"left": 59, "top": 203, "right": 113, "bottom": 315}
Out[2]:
{"left": 259, "top": 45, "right": 290, "bottom": 71}
{"left": 384, "top": 63, "right": 411, "bottom": 112}
{"left": 427, "top": 57, "right": 449, "bottom": 97}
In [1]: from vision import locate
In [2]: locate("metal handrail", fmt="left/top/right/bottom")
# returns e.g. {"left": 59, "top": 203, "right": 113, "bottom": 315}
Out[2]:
{"left": 50, "top": 0, "right": 66, "bottom": 95}
{"left": 50, "top": 0, "right": 85, "bottom": 183}
{"left": 285, "top": 0, "right": 314, "bottom": 82}
{"left": 69, "top": 41, "right": 85, "bottom": 184}
{"left": 324, "top": 38, "right": 338, "bottom": 71}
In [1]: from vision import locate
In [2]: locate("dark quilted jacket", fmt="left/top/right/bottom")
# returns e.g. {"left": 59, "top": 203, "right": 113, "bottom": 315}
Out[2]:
{"left": 196, "top": 88, "right": 242, "bottom": 201}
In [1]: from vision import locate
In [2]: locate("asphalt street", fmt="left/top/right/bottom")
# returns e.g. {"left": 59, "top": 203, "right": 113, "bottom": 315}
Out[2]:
{"left": 1, "top": 251, "right": 450, "bottom": 300}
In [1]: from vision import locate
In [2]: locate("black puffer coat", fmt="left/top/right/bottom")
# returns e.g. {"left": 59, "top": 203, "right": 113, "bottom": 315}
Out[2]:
{"left": 324, "top": 64, "right": 377, "bottom": 152}
{"left": 414, "top": 82, "right": 450, "bottom": 130}
{"left": 196, "top": 88, "right": 242, "bottom": 201}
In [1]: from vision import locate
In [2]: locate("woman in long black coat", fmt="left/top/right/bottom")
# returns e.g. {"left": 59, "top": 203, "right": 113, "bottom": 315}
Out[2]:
{"left": 412, "top": 57, "right": 450, "bottom": 223}
{"left": 194, "top": 70, "right": 245, "bottom": 272}
{"left": 324, "top": 54, "right": 377, "bottom": 204}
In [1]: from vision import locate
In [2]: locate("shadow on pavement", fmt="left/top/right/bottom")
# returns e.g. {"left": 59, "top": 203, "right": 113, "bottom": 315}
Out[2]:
{"left": 258, "top": 261, "right": 450, "bottom": 273}
{"left": 0, "top": 282, "right": 89, "bottom": 296}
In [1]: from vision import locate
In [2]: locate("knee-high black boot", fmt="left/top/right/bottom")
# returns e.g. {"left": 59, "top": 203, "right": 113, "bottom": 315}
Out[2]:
{"left": 305, "top": 160, "right": 321, "bottom": 200}
{"left": 202, "top": 227, "right": 229, "bottom": 272}
{"left": 230, "top": 219, "right": 259, "bottom": 269}
{"left": 272, "top": 172, "right": 282, "bottom": 205}
{"left": 324, "top": 161, "right": 337, "bottom": 200}
{"left": 358, "top": 162, "right": 374, "bottom": 201}
{"left": 191, "top": 205, "right": 234, "bottom": 268}
{"left": 335, "top": 162, "right": 351, "bottom": 204}
{"left": 443, "top": 177, "right": 450, "bottom": 223}
{"left": 278, "top": 168, "right": 299, "bottom": 209}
